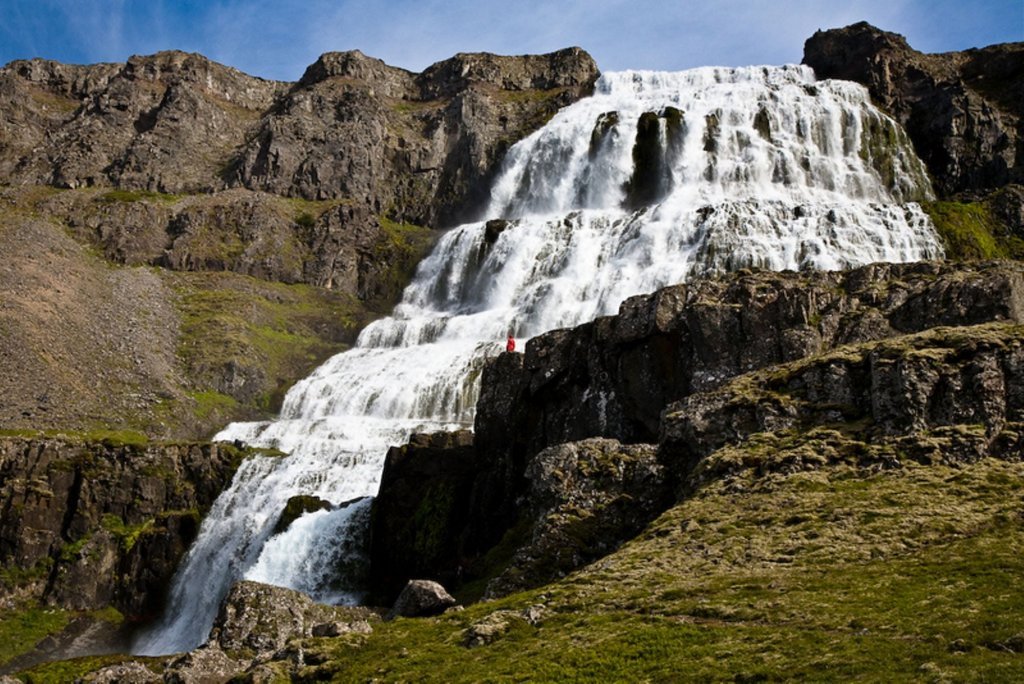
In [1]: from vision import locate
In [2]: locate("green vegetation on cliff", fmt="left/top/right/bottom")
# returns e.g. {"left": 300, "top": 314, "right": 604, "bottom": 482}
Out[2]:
{"left": 923, "top": 199, "right": 1024, "bottom": 260}
{"left": 164, "top": 271, "right": 363, "bottom": 433}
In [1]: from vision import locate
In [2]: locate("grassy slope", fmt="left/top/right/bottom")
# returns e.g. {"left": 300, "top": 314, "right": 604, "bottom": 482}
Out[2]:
{"left": 287, "top": 445, "right": 1024, "bottom": 682}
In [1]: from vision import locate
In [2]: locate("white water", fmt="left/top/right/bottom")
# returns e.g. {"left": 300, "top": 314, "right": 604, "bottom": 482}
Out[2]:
{"left": 134, "top": 65, "right": 942, "bottom": 654}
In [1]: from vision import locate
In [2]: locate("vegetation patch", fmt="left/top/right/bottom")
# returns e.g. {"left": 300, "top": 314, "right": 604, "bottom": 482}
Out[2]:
{"left": 923, "top": 199, "right": 1024, "bottom": 259}
{"left": 96, "top": 189, "right": 181, "bottom": 205}
{"left": 166, "top": 270, "right": 364, "bottom": 433}
{"left": 0, "top": 607, "right": 70, "bottom": 669}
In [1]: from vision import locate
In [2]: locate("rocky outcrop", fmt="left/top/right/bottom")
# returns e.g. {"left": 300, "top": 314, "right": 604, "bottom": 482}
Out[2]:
{"left": 0, "top": 48, "right": 599, "bottom": 227}
{"left": 212, "top": 581, "right": 375, "bottom": 654}
{"left": 470, "top": 262, "right": 1023, "bottom": 546}
{"left": 369, "top": 431, "right": 475, "bottom": 600}
{"left": 483, "top": 439, "right": 666, "bottom": 598}
{"left": 0, "top": 51, "right": 283, "bottom": 193}
{"left": 0, "top": 437, "right": 258, "bottom": 619}
{"left": 371, "top": 262, "right": 1024, "bottom": 597}
{"left": 661, "top": 322, "right": 1024, "bottom": 488}
{"left": 803, "top": 22, "right": 1023, "bottom": 196}
{"left": 232, "top": 48, "right": 598, "bottom": 226}
{"left": 61, "top": 581, "right": 378, "bottom": 683}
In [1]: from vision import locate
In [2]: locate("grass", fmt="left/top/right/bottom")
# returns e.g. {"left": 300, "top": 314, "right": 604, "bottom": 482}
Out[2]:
{"left": 0, "top": 609, "right": 69, "bottom": 669}
{"left": 167, "top": 270, "right": 363, "bottom": 426}
{"left": 96, "top": 189, "right": 181, "bottom": 205}
{"left": 289, "top": 455, "right": 1024, "bottom": 682}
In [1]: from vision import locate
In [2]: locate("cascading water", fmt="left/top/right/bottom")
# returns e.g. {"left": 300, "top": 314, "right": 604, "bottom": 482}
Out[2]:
{"left": 134, "top": 64, "right": 942, "bottom": 654}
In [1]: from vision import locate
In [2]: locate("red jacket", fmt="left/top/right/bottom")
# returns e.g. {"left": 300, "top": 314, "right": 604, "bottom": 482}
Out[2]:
{"left": 506, "top": 337, "right": 516, "bottom": 352}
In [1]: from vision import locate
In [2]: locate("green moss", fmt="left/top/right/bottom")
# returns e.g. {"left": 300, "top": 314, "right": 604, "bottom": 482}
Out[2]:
{"left": 96, "top": 189, "right": 180, "bottom": 205}
{"left": 0, "top": 607, "right": 70, "bottom": 668}
{"left": 100, "top": 514, "right": 155, "bottom": 553}
{"left": 16, "top": 654, "right": 162, "bottom": 683}
{"left": 168, "top": 271, "right": 362, "bottom": 430}
{"left": 188, "top": 390, "right": 239, "bottom": 421}
{"left": 923, "top": 200, "right": 1024, "bottom": 260}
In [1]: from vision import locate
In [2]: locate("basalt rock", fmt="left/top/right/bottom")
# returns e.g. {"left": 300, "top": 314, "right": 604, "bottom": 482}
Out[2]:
{"left": 0, "top": 437, "right": 253, "bottom": 619}
{"left": 483, "top": 438, "right": 667, "bottom": 598}
{"left": 661, "top": 322, "right": 1024, "bottom": 490}
{"left": 462, "top": 262, "right": 1024, "bottom": 574}
{"left": 369, "top": 430, "right": 475, "bottom": 601}
{"left": 803, "top": 22, "right": 1023, "bottom": 196}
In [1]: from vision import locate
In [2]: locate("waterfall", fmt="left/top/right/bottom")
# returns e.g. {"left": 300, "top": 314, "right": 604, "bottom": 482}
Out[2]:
{"left": 133, "top": 65, "right": 942, "bottom": 655}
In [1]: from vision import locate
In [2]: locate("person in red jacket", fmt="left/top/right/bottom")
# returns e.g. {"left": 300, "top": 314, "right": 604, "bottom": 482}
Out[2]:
{"left": 506, "top": 335, "right": 516, "bottom": 353}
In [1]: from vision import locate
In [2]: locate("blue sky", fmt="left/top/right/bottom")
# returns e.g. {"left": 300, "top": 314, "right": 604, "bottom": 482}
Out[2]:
{"left": 1, "top": 0, "right": 1021, "bottom": 81}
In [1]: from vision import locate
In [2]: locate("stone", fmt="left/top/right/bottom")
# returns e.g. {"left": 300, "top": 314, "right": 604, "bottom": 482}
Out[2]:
{"left": 163, "top": 645, "right": 242, "bottom": 684}
{"left": 75, "top": 662, "right": 161, "bottom": 683}
{"left": 211, "top": 581, "right": 377, "bottom": 654}
{"left": 387, "top": 579, "right": 457, "bottom": 619}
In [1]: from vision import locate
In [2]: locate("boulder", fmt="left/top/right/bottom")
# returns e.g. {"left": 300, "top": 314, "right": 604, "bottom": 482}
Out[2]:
{"left": 211, "top": 581, "right": 376, "bottom": 655}
{"left": 387, "top": 580, "right": 457, "bottom": 619}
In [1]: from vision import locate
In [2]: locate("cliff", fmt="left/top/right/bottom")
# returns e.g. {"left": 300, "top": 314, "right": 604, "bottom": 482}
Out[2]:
{"left": 0, "top": 435, "right": 267, "bottom": 619}
{"left": 370, "top": 261, "right": 1024, "bottom": 599}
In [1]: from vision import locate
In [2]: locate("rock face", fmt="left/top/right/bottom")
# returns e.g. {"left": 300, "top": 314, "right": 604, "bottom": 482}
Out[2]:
{"left": 369, "top": 430, "right": 475, "bottom": 600}
{"left": 370, "top": 262, "right": 1024, "bottom": 597}
{"left": 470, "top": 261, "right": 1023, "bottom": 548}
{"left": 662, "top": 321, "right": 1024, "bottom": 488}
{"left": 0, "top": 48, "right": 599, "bottom": 226}
{"left": 0, "top": 437, "right": 254, "bottom": 619}
{"left": 232, "top": 48, "right": 599, "bottom": 226}
{"left": 803, "top": 22, "right": 1023, "bottom": 196}
{"left": 484, "top": 438, "right": 667, "bottom": 598}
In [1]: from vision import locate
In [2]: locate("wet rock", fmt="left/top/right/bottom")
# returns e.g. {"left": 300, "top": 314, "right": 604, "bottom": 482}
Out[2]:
{"left": 387, "top": 579, "right": 457, "bottom": 619}
{"left": 369, "top": 430, "right": 476, "bottom": 601}
{"left": 273, "top": 495, "right": 333, "bottom": 535}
